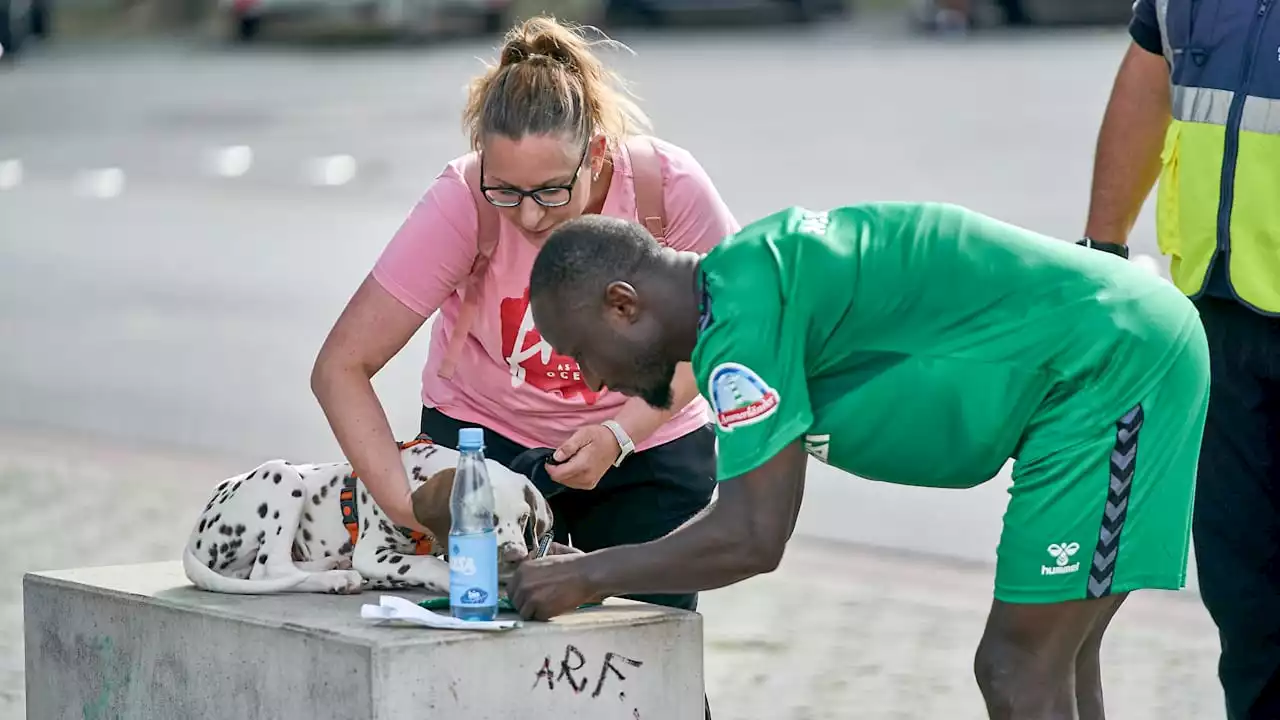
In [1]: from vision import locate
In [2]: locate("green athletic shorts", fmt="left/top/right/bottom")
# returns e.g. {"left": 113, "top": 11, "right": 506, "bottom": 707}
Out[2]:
{"left": 992, "top": 320, "right": 1210, "bottom": 604}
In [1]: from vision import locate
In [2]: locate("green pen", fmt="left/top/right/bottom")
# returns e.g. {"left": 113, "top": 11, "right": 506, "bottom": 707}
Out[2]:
{"left": 417, "top": 597, "right": 602, "bottom": 612}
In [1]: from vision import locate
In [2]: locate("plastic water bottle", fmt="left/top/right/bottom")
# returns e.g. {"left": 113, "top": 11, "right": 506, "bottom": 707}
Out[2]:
{"left": 449, "top": 427, "right": 499, "bottom": 621}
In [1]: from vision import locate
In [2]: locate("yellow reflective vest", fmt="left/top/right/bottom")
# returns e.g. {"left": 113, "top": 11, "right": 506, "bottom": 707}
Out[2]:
{"left": 1153, "top": 0, "right": 1280, "bottom": 313}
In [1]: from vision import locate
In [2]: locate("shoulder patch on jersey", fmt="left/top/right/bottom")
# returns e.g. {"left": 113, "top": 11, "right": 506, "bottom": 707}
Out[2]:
{"left": 708, "top": 362, "right": 780, "bottom": 431}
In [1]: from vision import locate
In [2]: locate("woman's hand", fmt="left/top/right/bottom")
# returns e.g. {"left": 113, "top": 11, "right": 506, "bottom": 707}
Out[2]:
{"left": 545, "top": 424, "right": 621, "bottom": 490}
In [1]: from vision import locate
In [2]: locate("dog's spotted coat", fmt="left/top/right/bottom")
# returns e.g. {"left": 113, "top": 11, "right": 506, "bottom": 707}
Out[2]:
{"left": 182, "top": 436, "right": 553, "bottom": 595}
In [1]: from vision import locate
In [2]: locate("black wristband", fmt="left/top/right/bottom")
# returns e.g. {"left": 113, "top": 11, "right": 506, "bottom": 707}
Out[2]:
{"left": 1077, "top": 237, "right": 1130, "bottom": 259}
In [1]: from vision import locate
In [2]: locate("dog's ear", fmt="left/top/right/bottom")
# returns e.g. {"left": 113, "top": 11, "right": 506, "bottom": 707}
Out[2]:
{"left": 410, "top": 468, "right": 455, "bottom": 538}
{"left": 522, "top": 482, "right": 554, "bottom": 541}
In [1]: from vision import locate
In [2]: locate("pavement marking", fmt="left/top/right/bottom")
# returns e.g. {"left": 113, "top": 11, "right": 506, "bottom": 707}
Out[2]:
{"left": 72, "top": 168, "right": 126, "bottom": 198}
{"left": 307, "top": 154, "right": 358, "bottom": 187}
{"left": 203, "top": 145, "right": 254, "bottom": 178}
{"left": 0, "top": 159, "right": 22, "bottom": 190}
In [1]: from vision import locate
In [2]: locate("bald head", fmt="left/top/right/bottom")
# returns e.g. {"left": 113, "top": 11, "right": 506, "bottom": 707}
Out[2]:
{"left": 528, "top": 215, "right": 699, "bottom": 410}
{"left": 529, "top": 214, "right": 662, "bottom": 312}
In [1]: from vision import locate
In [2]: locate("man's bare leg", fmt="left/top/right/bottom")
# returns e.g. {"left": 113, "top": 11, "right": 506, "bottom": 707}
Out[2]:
{"left": 1073, "top": 593, "right": 1127, "bottom": 720}
{"left": 974, "top": 594, "right": 1128, "bottom": 719}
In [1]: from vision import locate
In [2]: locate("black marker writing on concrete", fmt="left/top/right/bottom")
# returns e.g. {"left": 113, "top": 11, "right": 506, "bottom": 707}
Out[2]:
{"left": 532, "top": 645, "right": 587, "bottom": 693}
{"left": 533, "top": 657, "right": 556, "bottom": 691}
{"left": 532, "top": 646, "right": 645, "bottom": 701}
{"left": 558, "top": 645, "right": 589, "bottom": 693}
{"left": 592, "top": 652, "right": 643, "bottom": 698}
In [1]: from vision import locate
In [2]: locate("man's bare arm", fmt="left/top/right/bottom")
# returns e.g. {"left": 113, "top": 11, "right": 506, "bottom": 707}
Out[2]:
{"left": 581, "top": 441, "right": 810, "bottom": 597}
{"left": 1083, "top": 41, "right": 1173, "bottom": 246}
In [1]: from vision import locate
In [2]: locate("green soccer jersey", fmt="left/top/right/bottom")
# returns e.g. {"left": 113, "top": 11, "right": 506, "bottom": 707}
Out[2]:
{"left": 691, "top": 202, "right": 1201, "bottom": 486}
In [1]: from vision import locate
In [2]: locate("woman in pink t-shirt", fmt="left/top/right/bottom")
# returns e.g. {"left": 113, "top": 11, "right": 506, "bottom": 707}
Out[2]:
{"left": 311, "top": 16, "right": 739, "bottom": 615}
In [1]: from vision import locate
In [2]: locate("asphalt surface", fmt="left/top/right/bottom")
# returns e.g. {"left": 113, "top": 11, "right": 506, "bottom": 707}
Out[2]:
{"left": 2, "top": 431, "right": 1223, "bottom": 720}
{"left": 0, "top": 18, "right": 1180, "bottom": 569}
{"left": 0, "top": 16, "right": 1224, "bottom": 719}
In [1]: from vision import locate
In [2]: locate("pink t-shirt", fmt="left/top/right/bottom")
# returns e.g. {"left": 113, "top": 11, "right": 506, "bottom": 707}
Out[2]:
{"left": 372, "top": 136, "right": 740, "bottom": 451}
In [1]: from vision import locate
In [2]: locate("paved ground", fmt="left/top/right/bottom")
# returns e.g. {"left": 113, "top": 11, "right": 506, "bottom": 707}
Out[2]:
{"left": 700, "top": 546, "right": 1223, "bottom": 720}
{"left": 1, "top": 15, "right": 1227, "bottom": 718}
{"left": 0, "top": 15, "right": 1179, "bottom": 568}
{"left": 4, "top": 430, "right": 1223, "bottom": 719}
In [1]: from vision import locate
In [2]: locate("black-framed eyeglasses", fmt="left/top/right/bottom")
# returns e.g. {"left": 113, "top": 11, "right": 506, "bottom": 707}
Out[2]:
{"left": 479, "top": 140, "right": 591, "bottom": 209}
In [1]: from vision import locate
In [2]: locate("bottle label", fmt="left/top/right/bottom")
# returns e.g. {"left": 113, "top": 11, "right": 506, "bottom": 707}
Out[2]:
{"left": 449, "top": 530, "right": 498, "bottom": 607}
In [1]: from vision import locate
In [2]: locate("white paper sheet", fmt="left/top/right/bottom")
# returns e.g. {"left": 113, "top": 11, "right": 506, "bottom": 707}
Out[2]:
{"left": 360, "top": 594, "right": 520, "bottom": 631}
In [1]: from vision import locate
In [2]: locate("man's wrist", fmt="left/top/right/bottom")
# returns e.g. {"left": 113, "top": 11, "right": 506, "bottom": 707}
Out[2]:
{"left": 582, "top": 551, "right": 621, "bottom": 601}
{"left": 1078, "top": 236, "right": 1130, "bottom": 259}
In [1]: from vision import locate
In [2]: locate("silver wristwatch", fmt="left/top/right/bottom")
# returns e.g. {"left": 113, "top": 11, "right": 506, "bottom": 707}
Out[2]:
{"left": 601, "top": 420, "right": 635, "bottom": 467}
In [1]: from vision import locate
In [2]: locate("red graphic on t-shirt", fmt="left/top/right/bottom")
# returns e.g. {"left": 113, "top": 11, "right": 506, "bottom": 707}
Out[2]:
{"left": 499, "top": 288, "right": 601, "bottom": 405}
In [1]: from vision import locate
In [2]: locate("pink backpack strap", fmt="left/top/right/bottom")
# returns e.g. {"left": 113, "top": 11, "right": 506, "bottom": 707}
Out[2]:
{"left": 622, "top": 136, "right": 668, "bottom": 242}
{"left": 437, "top": 154, "right": 500, "bottom": 380}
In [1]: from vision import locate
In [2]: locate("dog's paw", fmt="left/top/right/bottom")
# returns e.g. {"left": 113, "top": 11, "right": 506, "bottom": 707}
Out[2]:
{"left": 320, "top": 570, "right": 365, "bottom": 594}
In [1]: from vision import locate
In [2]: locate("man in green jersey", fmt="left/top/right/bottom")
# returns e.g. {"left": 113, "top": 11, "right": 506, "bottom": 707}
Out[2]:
{"left": 508, "top": 201, "right": 1209, "bottom": 719}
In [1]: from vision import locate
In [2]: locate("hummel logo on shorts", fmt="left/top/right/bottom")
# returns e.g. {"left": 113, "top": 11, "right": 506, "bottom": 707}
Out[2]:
{"left": 1041, "top": 542, "right": 1081, "bottom": 576}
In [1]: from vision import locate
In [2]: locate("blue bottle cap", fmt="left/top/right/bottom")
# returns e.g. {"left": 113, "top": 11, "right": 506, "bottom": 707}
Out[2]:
{"left": 458, "top": 427, "right": 485, "bottom": 451}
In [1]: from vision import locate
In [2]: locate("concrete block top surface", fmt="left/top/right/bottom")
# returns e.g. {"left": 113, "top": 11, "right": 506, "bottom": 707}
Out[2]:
{"left": 24, "top": 561, "right": 700, "bottom": 648}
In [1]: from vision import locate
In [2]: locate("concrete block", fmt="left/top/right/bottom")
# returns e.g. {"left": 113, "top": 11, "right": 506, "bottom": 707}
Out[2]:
{"left": 24, "top": 562, "right": 704, "bottom": 720}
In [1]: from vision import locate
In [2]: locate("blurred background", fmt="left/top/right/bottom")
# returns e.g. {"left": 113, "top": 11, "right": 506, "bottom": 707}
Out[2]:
{"left": 1, "top": 1, "right": 1226, "bottom": 718}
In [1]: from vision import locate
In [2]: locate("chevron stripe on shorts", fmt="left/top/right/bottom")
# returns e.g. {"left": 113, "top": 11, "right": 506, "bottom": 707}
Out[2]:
{"left": 1087, "top": 404, "right": 1143, "bottom": 600}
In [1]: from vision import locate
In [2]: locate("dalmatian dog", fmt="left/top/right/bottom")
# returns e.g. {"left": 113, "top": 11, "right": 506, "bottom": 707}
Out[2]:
{"left": 181, "top": 434, "right": 555, "bottom": 595}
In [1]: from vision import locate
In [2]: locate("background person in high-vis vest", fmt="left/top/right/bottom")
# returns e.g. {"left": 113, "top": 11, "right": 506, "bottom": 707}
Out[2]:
{"left": 1081, "top": 1, "right": 1280, "bottom": 718}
